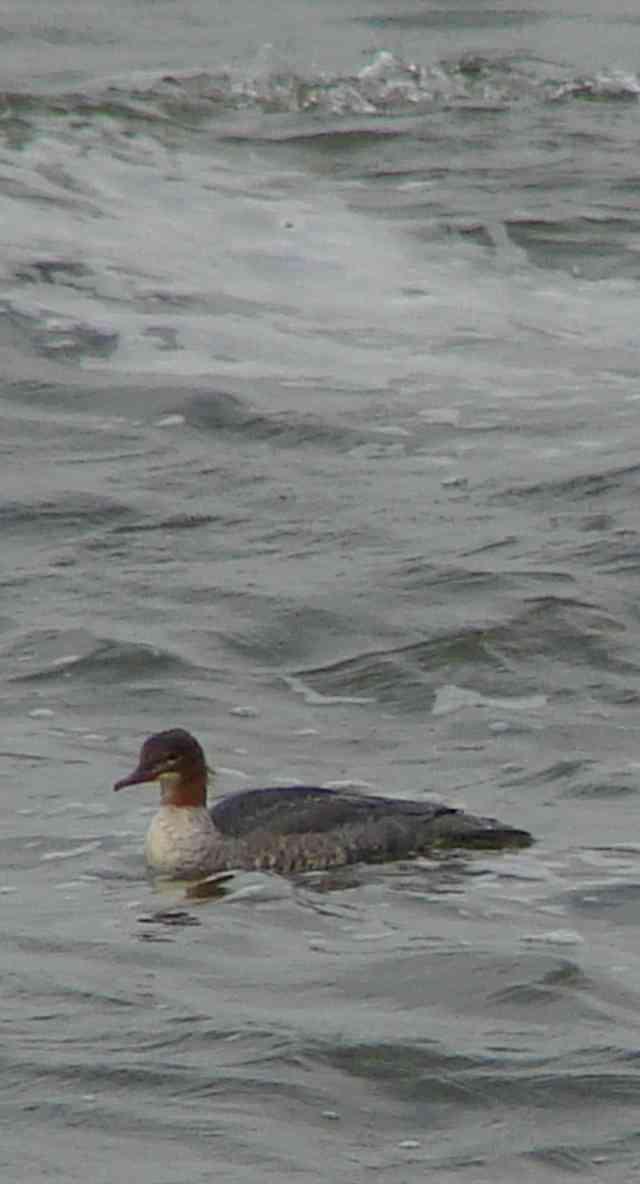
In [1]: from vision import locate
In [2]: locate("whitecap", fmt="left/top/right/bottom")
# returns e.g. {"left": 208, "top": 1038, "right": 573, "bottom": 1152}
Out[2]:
{"left": 432, "top": 684, "right": 547, "bottom": 716}
{"left": 40, "top": 841, "right": 102, "bottom": 862}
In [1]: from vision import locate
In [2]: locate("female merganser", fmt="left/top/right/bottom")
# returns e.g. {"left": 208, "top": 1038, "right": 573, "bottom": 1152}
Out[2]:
{"left": 114, "top": 728, "right": 532, "bottom": 878}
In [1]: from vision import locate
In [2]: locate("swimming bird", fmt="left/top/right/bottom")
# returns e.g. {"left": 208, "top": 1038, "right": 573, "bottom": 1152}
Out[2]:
{"left": 114, "top": 728, "right": 532, "bottom": 878}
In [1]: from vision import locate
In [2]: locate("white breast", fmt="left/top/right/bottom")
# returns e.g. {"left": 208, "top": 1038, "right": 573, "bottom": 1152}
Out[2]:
{"left": 144, "top": 806, "right": 219, "bottom": 877}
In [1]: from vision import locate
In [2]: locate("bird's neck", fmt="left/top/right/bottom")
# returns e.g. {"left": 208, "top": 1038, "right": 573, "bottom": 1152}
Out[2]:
{"left": 158, "top": 770, "right": 208, "bottom": 808}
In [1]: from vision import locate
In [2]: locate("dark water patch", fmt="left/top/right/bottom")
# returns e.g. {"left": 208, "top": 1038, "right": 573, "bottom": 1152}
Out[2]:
{"left": 296, "top": 645, "right": 436, "bottom": 710}
{"left": 322, "top": 1040, "right": 491, "bottom": 1103}
{"left": 0, "top": 298, "right": 118, "bottom": 359}
{"left": 396, "top": 563, "right": 504, "bottom": 596}
{"left": 393, "top": 560, "right": 575, "bottom": 599}
{"left": 361, "top": 9, "right": 542, "bottom": 32}
{"left": 594, "top": 686, "right": 640, "bottom": 706}
{"left": 186, "top": 390, "right": 363, "bottom": 451}
{"left": 0, "top": 748, "right": 48, "bottom": 763}
{"left": 138, "top": 909, "right": 202, "bottom": 929}
{"left": 3, "top": 971, "right": 140, "bottom": 1017}
{"left": 2, "top": 378, "right": 98, "bottom": 413}
{"left": 497, "top": 597, "right": 633, "bottom": 674}
{"left": 524, "top": 1144, "right": 610, "bottom": 1173}
{"left": 572, "top": 533, "right": 640, "bottom": 576}
{"left": 0, "top": 170, "right": 91, "bottom": 213}
{"left": 500, "top": 757, "right": 637, "bottom": 801}
{"left": 495, "top": 463, "right": 640, "bottom": 507}
{"left": 225, "top": 120, "right": 413, "bottom": 149}
{"left": 335, "top": 947, "right": 606, "bottom": 1026}
{"left": 502, "top": 758, "right": 593, "bottom": 789}
{"left": 461, "top": 535, "right": 518, "bottom": 556}
{"left": 317, "top": 1032, "right": 640, "bottom": 1112}
{"left": 112, "top": 512, "right": 221, "bottom": 535}
{"left": 0, "top": 492, "right": 133, "bottom": 535}
{"left": 563, "top": 882, "right": 640, "bottom": 925}
{"left": 490, "top": 960, "right": 592, "bottom": 1007}
{"left": 425, "top": 1061, "right": 640, "bottom": 1112}
{"left": 224, "top": 600, "right": 356, "bottom": 668}
{"left": 14, "top": 258, "right": 93, "bottom": 286}
{"left": 293, "top": 642, "right": 505, "bottom": 711}
{"left": 305, "top": 853, "right": 497, "bottom": 897}
{"left": 0, "top": 87, "right": 180, "bottom": 129}
{"left": 561, "top": 777, "right": 638, "bottom": 800}
{"left": 0, "top": 1052, "right": 212, "bottom": 1105}
{"left": 1, "top": 1035, "right": 375, "bottom": 1122}
{"left": 579, "top": 513, "right": 615, "bottom": 532}
{"left": 504, "top": 215, "right": 640, "bottom": 280}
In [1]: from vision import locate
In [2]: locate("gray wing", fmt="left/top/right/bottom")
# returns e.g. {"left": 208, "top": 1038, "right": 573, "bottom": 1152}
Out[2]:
{"left": 211, "top": 784, "right": 532, "bottom": 855}
{"left": 210, "top": 785, "right": 453, "bottom": 839}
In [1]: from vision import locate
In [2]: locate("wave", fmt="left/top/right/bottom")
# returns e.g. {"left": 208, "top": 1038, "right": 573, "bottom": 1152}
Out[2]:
{"left": 293, "top": 596, "right": 637, "bottom": 711}
{"left": 0, "top": 492, "right": 132, "bottom": 534}
{"left": 3, "top": 51, "right": 639, "bottom": 131}
{"left": 494, "top": 463, "right": 640, "bottom": 507}
{"left": 6, "top": 630, "right": 199, "bottom": 684}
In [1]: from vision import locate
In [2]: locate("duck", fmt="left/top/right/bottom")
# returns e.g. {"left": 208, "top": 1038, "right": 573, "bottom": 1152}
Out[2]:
{"left": 114, "top": 728, "right": 532, "bottom": 878}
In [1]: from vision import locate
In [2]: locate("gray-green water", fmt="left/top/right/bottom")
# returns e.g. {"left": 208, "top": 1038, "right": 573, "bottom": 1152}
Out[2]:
{"left": 3, "top": 2, "right": 640, "bottom": 1181}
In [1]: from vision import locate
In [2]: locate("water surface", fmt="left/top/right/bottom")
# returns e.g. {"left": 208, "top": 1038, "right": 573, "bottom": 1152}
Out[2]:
{"left": 3, "top": 2, "right": 640, "bottom": 1181}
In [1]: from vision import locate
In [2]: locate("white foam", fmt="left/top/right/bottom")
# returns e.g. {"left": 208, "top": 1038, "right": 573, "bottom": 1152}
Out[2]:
{"left": 283, "top": 675, "right": 373, "bottom": 706}
{"left": 40, "top": 841, "right": 102, "bottom": 862}
{"left": 432, "top": 684, "right": 547, "bottom": 717}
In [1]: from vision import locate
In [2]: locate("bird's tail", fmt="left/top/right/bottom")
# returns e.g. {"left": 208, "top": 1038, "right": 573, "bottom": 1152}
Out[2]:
{"left": 421, "top": 808, "right": 532, "bottom": 850}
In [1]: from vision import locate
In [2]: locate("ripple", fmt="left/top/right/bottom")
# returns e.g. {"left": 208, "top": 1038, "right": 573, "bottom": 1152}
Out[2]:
{"left": 294, "top": 597, "right": 632, "bottom": 711}
{"left": 0, "top": 492, "right": 132, "bottom": 535}
{"left": 495, "top": 463, "right": 640, "bottom": 507}
{"left": 7, "top": 629, "right": 197, "bottom": 684}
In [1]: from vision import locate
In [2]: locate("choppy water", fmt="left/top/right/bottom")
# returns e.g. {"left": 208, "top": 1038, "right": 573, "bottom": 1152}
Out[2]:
{"left": 3, "top": 2, "right": 640, "bottom": 1181}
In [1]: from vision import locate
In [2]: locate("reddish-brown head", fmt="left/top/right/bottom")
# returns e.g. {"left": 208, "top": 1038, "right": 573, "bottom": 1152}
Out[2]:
{"left": 114, "top": 729, "right": 208, "bottom": 807}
